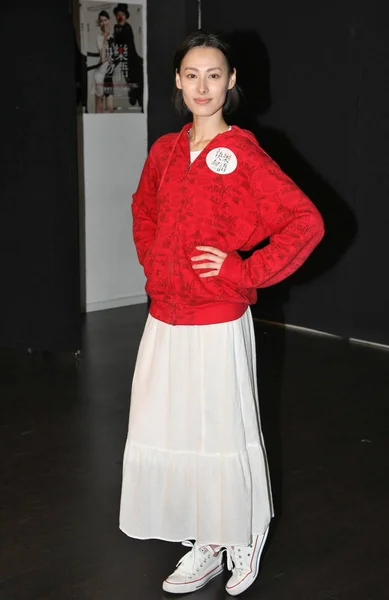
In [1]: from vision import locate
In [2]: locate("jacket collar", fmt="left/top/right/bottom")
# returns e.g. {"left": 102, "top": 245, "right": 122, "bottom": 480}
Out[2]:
{"left": 158, "top": 123, "right": 236, "bottom": 192}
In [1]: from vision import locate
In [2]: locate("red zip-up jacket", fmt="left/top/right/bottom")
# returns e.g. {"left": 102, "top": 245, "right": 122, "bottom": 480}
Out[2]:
{"left": 132, "top": 124, "right": 325, "bottom": 326}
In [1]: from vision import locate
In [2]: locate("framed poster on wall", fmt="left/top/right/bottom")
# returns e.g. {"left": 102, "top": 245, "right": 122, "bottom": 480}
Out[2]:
{"left": 79, "top": 2, "right": 144, "bottom": 114}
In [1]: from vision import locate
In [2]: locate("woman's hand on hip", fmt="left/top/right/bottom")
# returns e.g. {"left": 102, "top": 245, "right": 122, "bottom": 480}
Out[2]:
{"left": 191, "top": 246, "right": 227, "bottom": 278}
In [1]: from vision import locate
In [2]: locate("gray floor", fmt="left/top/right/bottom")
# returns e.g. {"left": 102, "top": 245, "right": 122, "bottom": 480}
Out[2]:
{"left": 1, "top": 304, "right": 388, "bottom": 599}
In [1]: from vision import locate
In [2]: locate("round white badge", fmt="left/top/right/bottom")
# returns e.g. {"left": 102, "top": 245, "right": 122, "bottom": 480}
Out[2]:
{"left": 206, "top": 147, "right": 237, "bottom": 175}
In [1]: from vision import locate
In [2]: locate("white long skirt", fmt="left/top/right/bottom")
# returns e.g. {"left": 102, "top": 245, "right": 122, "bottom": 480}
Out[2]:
{"left": 119, "top": 309, "right": 274, "bottom": 546}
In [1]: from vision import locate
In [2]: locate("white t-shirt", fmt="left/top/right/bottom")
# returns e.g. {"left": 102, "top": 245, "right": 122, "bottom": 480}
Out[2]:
{"left": 190, "top": 128, "right": 232, "bottom": 164}
{"left": 190, "top": 150, "right": 202, "bottom": 163}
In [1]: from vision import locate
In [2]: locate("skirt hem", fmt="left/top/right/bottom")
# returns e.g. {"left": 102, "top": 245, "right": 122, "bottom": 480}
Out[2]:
{"left": 119, "top": 521, "right": 273, "bottom": 547}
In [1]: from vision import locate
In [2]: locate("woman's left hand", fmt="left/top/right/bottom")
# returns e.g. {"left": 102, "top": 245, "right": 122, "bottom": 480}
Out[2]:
{"left": 191, "top": 246, "right": 227, "bottom": 278}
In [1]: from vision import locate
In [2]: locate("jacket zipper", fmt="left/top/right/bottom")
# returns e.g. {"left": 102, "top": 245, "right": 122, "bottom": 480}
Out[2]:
{"left": 170, "top": 132, "right": 192, "bottom": 323}
{"left": 168, "top": 128, "right": 227, "bottom": 323}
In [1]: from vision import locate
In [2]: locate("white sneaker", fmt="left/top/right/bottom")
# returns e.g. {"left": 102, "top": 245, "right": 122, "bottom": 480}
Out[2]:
{"left": 162, "top": 541, "right": 224, "bottom": 594}
{"left": 225, "top": 528, "right": 269, "bottom": 596}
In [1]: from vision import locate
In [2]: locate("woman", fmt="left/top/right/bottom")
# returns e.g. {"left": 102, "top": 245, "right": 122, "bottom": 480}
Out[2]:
{"left": 119, "top": 31, "right": 324, "bottom": 596}
{"left": 93, "top": 11, "right": 114, "bottom": 113}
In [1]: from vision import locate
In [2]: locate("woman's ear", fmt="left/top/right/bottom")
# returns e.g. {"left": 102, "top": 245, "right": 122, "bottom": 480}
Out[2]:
{"left": 175, "top": 69, "right": 182, "bottom": 90}
{"left": 228, "top": 68, "right": 237, "bottom": 90}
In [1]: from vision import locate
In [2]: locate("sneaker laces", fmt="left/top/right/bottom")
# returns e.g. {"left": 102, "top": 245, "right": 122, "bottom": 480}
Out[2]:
{"left": 176, "top": 541, "right": 214, "bottom": 577}
{"left": 224, "top": 542, "right": 254, "bottom": 576}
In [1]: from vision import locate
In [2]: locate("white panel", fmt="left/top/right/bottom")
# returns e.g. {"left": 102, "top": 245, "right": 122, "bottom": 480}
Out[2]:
{"left": 79, "top": 0, "right": 148, "bottom": 312}
{"left": 83, "top": 114, "right": 147, "bottom": 310}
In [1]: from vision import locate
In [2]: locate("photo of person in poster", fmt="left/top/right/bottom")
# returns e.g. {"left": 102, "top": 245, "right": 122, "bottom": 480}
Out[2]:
{"left": 79, "top": 2, "right": 144, "bottom": 114}
{"left": 113, "top": 3, "right": 143, "bottom": 110}
{"left": 93, "top": 10, "right": 115, "bottom": 112}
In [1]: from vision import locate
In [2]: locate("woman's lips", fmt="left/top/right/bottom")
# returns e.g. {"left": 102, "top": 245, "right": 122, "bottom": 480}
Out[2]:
{"left": 194, "top": 98, "right": 211, "bottom": 104}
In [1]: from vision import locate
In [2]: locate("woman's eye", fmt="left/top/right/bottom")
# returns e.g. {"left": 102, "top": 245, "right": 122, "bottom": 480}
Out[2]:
{"left": 210, "top": 74, "right": 220, "bottom": 79}
{"left": 187, "top": 73, "right": 196, "bottom": 79}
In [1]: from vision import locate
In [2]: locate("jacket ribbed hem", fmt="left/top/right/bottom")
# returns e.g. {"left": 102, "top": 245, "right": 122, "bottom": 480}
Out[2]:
{"left": 149, "top": 300, "right": 248, "bottom": 326}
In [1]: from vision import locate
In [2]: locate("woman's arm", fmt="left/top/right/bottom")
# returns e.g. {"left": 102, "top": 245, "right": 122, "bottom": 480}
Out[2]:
{"left": 131, "top": 153, "right": 158, "bottom": 266}
{"left": 97, "top": 32, "right": 111, "bottom": 64}
{"left": 218, "top": 155, "right": 325, "bottom": 288}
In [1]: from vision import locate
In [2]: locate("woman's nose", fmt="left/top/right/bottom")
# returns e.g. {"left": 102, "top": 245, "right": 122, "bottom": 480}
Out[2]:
{"left": 197, "top": 76, "right": 208, "bottom": 95}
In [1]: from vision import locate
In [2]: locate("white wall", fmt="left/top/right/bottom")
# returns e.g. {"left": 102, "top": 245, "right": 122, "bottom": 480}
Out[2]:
{"left": 80, "top": 0, "right": 148, "bottom": 312}
{"left": 83, "top": 114, "right": 147, "bottom": 311}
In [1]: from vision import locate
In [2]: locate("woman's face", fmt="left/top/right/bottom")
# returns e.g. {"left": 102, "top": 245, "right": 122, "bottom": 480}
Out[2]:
{"left": 176, "top": 46, "right": 236, "bottom": 118}
{"left": 99, "top": 16, "right": 109, "bottom": 32}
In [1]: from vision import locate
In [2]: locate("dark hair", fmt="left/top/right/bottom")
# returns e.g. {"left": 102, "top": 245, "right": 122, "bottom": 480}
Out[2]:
{"left": 173, "top": 30, "right": 240, "bottom": 116}
{"left": 98, "top": 10, "right": 110, "bottom": 20}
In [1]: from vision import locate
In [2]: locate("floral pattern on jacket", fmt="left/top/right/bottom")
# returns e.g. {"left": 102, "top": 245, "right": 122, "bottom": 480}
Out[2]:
{"left": 132, "top": 124, "right": 325, "bottom": 325}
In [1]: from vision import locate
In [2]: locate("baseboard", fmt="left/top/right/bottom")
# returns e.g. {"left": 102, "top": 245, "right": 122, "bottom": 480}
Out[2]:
{"left": 82, "top": 305, "right": 389, "bottom": 350}
{"left": 253, "top": 318, "right": 342, "bottom": 339}
{"left": 349, "top": 337, "right": 389, "bottom": 351}
{"left": 85, "top": 294, "right": 147, "bottom": 313}
{"left": 254, "top": 318, "right": 389, "bottom": 350}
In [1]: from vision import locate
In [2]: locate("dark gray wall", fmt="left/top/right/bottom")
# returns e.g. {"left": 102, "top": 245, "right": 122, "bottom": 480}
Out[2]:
{"left": 200, "top": 0, "right": 389, "bottom": 345}
{"left": 147, "top": 0, "right": 198, "bottom": 144}
{"left": 146, "top": 0, "right": 389, "bottom": 345}
{"left": 0, "top": 0, "right": 81, "bottom": 351}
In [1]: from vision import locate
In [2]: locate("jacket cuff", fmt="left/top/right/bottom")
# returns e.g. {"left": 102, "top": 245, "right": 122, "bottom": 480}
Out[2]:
{"left": 218, "top": 252, "right": 243, "bottom": 285}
